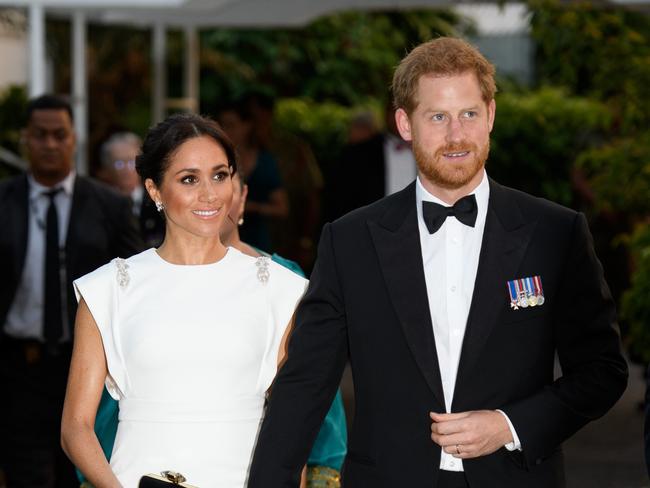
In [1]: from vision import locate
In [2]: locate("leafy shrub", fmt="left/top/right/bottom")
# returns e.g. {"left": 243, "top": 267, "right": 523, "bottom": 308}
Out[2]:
{"left": 489, "top": 87, "right": 611, "bottom": 205}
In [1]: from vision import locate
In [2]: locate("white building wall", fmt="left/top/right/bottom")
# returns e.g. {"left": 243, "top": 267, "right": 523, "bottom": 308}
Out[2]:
{"left": 0, "top": 12, "right": 28, "bottom": 91}
{"left": 454, "top": 3, "right": 535, "bottom": 86}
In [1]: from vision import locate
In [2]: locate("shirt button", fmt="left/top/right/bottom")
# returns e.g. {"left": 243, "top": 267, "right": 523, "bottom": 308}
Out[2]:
{"left": 449, "top": 461, "right": 456, "bottom": 468}
{"left": 451, "top": 285, "right": 457, "bottom": 292}
{"left": 452, "top": 237, "right": 459, "bottom": 244}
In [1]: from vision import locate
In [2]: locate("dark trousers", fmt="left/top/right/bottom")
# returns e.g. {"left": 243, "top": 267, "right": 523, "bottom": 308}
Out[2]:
{"left": 0, "top": 335, "right": 78, "bottom": 488}
{"left": 437, "top": 470, "right": 471, "bottom": 488}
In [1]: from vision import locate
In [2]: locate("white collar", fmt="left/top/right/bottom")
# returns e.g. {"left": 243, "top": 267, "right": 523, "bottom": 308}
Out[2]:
{"left": 28, "top": 171, "right": 76, "bottom": 200}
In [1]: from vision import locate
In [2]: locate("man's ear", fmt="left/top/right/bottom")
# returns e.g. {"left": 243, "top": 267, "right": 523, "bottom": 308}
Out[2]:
{"left": 395, "top": 108, "right": 413, "bottom": 142}
{"left": 487, "top": 98, "right": 496, "bottom": 133}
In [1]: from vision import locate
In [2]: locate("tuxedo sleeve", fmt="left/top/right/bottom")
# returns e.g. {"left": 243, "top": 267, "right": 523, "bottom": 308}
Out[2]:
{"left": 248, "top": 223, "right": 349, "bottom": 488}
{"left": 501, "top": 212, "right": 628, "bottom": 468}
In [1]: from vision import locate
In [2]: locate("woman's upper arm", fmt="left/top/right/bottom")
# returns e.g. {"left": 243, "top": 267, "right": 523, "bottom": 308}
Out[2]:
{"left": 62, "top": 298, "right": 108, "bottom": 428}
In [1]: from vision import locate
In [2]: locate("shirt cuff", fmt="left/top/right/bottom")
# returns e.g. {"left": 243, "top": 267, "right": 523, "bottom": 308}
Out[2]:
{"left": 496, "top": 409, "right": 522, "bottom": 451}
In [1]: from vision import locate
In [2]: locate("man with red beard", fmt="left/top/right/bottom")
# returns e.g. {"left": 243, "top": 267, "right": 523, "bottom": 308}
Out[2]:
{"left": 248, "top": 37, "right": 627, "bottom": 488}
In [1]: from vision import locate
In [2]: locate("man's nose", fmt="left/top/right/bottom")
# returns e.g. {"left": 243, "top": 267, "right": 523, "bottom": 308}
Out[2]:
{"left": 446, "top": 118, "right": 464, "bottom": 144}
{"left": 43, "top": 134, "right": 59, "bottom": 148}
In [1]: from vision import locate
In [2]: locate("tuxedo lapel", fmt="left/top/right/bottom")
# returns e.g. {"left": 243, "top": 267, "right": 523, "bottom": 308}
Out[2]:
{"left": 453, "top": 180, "right": 537, "bottom": 406}
{"left": 368, "top": 183, "right": 445, "bottom": 407}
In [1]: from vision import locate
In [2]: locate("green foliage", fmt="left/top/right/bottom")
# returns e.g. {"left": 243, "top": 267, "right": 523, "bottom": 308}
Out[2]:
{"left": 622, "top": 224, "right": 650, "bottom": 361}
{"left": 529, "top": 0, "right": 650, "bottom": 133}
{"left": 0, "top": 85, "right": 27, "bottom": 180}
{"left": 275, "top": 97, "right": 381, "bottom": 164}
{"left": 489, "top": 87, "right": 611, "bottom": 205}
{"left": 529, "top": 0, "right": 650, "bottom": 349}
{"left": 200, "top": 9, "right": 469, "bottom": 110}
{"left": 577, "top": 132, "right": 650, "bottom": 217}
{"left": 0, "top": 84, "right": 27, "bottom": 153}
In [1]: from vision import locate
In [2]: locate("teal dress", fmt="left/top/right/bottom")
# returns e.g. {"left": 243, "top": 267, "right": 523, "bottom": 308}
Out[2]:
{"left": 78, "top": 253, "right": 347, "bottom": 484}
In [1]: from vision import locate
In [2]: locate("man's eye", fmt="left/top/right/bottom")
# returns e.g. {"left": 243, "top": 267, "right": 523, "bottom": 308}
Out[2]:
{"left": 432, "top": 113, "right": 445, "bottom": 122}
{"left": 464, "top": 111, "right": 478, "bottom": 118}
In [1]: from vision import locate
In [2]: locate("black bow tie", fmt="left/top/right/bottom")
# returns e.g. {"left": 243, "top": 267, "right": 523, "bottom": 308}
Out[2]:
{"left": 422, "top": 194, "right": 478, "bottom": 234}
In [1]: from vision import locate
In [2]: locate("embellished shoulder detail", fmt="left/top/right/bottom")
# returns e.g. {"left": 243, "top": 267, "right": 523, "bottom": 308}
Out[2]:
{"left": 255, "top": 256, "right": 271, "bottom": 284}
{"left": 115, "top": 258, "right": 130, "bottom": 289}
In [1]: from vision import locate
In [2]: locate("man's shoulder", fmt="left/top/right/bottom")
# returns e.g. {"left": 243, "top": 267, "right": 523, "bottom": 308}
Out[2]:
{"left": 0, "top": 173, "right": 27, "bottom": 197}
{"left": 75, "top": 175, "right": 129, "bottom": 204}
{"left": 493, "top": 180, "right": 578, "bottom": 223}
{"left": 490, "top": 180, "right": 579, "bottom": 236}
{"left": 330, "top": 184, "right": 412, "bottom": 230}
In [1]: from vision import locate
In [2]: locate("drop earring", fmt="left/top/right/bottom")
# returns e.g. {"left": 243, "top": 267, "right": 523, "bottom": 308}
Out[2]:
{"left": 238, "top": 216, "right": 244, "bottom": 226}
{"left": 155, "top": 201, "right": 164, "bottom": 212}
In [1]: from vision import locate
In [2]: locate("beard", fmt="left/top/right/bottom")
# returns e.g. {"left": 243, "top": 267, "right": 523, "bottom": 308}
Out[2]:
{"left": 413, "top": 138, "right": 490, "bottom": 190}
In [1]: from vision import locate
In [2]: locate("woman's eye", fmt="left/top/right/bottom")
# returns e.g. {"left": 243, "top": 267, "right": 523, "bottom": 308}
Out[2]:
{"left": 180, "top": 175, "right": 197, "bottom": 184}
{"left": 213, "top": 171, "right": 229, "bottom": 182}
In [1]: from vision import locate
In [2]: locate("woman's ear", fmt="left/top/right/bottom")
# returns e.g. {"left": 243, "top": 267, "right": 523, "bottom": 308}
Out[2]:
{"left": 144, "top": 178, "right": 161, "bottom": 205}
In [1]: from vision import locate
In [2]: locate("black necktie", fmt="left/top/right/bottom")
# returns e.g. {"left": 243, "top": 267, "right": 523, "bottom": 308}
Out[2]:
{"left": 422, "top": 194, "right": 478, "bottom": 234}
{"left": 43, "top": 188, "right": 63, "bottom": 345}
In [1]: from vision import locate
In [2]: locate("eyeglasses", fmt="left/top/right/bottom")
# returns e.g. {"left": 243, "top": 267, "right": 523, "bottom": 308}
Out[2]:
{"left": 113, "top": 159, "right": 136, "bottom": 171}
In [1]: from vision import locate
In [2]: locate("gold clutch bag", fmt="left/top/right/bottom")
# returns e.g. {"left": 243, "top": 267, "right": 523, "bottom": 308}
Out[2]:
{"left": 139, "top": 471, "right": 198, "bottom": 488}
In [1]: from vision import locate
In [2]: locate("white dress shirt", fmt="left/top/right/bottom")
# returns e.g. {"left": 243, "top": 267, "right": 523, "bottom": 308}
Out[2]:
{"left": 384, "top": 133, "right": 417, "bottom": 196}
{"left": 131, "top": 184, "right": 144, "bottom": 217}
{"left": 4, "top": 172, "right": 75, "bottom": 341}
{"left": 416, "top": 170, "right": 520, "bottom": 472}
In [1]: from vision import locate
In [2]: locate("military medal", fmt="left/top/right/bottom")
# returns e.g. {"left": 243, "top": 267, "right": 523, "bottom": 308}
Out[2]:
{"left": 533, "top": 275, "right": 545, "bottom": 305}
{"left": 525, "top": 277, "right": 537, "bottom": 307}
{"left": 507, "top": 280, "right": 519, "bottom": 309}
{"left": 507, "top": 275, "right": 545, "bottom": 310}
{"left": 515, "top": 280, "right": 529, "bottom": 308}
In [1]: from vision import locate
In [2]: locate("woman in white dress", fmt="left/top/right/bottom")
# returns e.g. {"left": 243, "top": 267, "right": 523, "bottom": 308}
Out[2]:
{"left": 60, "top": 114, "right": 307, "bottom": 488}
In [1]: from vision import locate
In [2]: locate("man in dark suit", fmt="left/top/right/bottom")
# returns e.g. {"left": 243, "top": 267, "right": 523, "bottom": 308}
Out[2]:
{"left": 248, "top": 38, "right": 627, "bottom": 487}
{"left": 327, "top": 105, "right": 417, "bottom": 222}
{"left": 0, "top": 95, "right": 143, "bottom": 487}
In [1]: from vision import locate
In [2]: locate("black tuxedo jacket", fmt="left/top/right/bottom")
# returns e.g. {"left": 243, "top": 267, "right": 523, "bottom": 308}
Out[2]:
{"left": 248, "top": 179, "right": 628, "bottom": 487}
{"left": 0, "top": 174, "right": 144, "bottom": 338}
{"left": 328, "top": 134, "right": 386, "bottom": 221}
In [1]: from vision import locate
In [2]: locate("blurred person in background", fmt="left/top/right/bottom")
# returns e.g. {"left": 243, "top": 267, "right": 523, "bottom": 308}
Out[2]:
{"left": 245, "top": 89, "right": 324, "bottom": 272}
{"left": 327, "top": 103, "right": 417, "bottom": 221}
{"left": 217, "top": 100, "right": 289, "bottom": 253}
{"left": 98, "top": 132, "right": 165, "bottom": 248}
{"left": 0, "top": 94, "right": 143, "bottom": 488}
{"left": 347, "top": 110, "right": 379, "bottom": 145}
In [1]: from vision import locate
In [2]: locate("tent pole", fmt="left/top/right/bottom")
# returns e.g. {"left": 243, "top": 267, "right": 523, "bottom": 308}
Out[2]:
{"left": 28, "top": 2, "right": 46, "bottom": 97}
{"left": 72, "top": 11, "right": 88, "bottom": 175}
{"left": 152, "top": 22, "right": 167, "bottom": 124}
